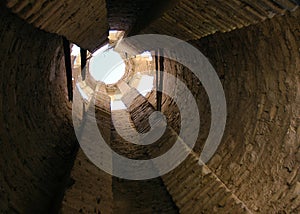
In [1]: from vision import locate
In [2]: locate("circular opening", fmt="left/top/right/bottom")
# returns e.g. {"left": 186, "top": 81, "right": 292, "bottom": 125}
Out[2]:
{"left": 89, "top": 44, "right": 126, "bottom": 84}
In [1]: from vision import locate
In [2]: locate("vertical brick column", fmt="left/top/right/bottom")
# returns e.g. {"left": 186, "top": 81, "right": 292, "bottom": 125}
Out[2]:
{"left": 0, "top": 6, "right": 78, "bottom": 213}
{"left": 61, "top": 83, "right": 113, "bottom": 214}
{"left": 111, "top": 81, "right": 179, "bottom": 213}
{"left": 118, "top": 81, "right": 250, "bottom": 213}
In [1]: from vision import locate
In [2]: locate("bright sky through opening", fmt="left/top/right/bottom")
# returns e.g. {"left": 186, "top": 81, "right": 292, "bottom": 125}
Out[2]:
{"left": 90, "top": 44, "right": 126, "bottom": 84}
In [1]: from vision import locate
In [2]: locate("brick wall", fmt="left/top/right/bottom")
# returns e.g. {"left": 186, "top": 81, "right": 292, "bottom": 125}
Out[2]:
{"left": 194, "top": 10, "right": 300, "bottom": 213}
{"left": 61, "top": 88, "right": 113, "bottom": 213}
{"left": 0, "top": 6, "right": 77, "bottom": 213}
{"left": 149, "top": 10, "right": 300, "bottom": 213}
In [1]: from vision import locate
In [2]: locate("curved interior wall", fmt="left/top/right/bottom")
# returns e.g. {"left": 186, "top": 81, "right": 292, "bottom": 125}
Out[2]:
{"left": 146, "top": 10, "right": 300, "bottom": 213}
{"left": 0, "top": 6, "right": 78, "bottom": 213}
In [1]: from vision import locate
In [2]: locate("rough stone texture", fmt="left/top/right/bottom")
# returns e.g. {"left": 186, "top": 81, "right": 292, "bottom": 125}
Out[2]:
{"left": 146, "top": 58, "right": 211, "bottom": 154}
{"left": 162, "top": 153, "right": 251, "bottom": 214}
{"left": 110, "top": 107, "right": 179, "bottom": 214}
{"left": 141, "top": 0, "right": 299, "bottom": 41}
{"left": 5, "top": 0, "right": 109, "bottom": 51}
{"left": 129, "top": 86, "right": 248, "bottom": 213}
{"left": 60, "top": 149, "right": 113, "bottom": 214}
{"left": 119, "top": 84, "right": 178, "bottom": 159}
{"left": 106, "top": 0, "right": 157, "bottom": 32}
{"left": 112, "top": 176, "right": 179, "bottom": 214}
{"left": 111, "top": 110, "right": 149, "bottom": 159}
{"left": 194, "top": 10, "right": 300, "bottom": 213}
{"left": 1, "top": 1, "right": 300, "bottom": 213}
{"left": 147, "top": 9, "right": 300, "bottom": 213}
{"left": 61, "top": 88, "right": 113, "bottom": 214}
{"left": 0, "top": 6, "right": 77, "bottom": 213}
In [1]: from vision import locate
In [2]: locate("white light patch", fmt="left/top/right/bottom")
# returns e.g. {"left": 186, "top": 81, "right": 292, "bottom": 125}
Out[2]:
{"left": 90, "top": 45, "right": 126, "bottom": 84}
{"left": 71, "top": 44, "right": 80, "bottom": 56}
{"left": 76, "top": 83, "right": 89, "bottom": 100}
{"left": 102, "top": 63, "right": 126, "bottom": 84}
{"left": 136, "top": 75, "right": 154, "bottom": 96}
{"left": 109, "top": 30, "right": 119, "bottom": 34}
{"left": 140, "top": 51, "right": 153, "bottom": 61}
{"left": 111, "top": 100, "right": 127, "bottom": 110}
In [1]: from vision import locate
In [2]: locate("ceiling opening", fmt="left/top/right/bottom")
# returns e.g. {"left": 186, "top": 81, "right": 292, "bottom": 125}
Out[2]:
{"left": 89, "top": 44, "right": 126, "bottom": 84}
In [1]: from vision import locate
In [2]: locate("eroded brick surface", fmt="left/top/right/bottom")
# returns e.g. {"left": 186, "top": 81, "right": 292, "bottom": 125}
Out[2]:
{"left": 0, "top": 7, "right": 77, "bottom": 213}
